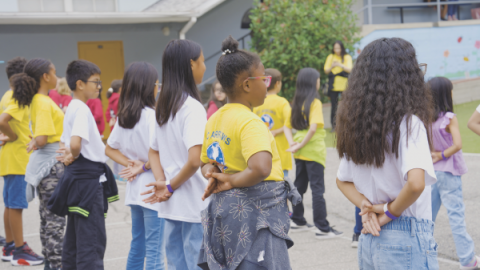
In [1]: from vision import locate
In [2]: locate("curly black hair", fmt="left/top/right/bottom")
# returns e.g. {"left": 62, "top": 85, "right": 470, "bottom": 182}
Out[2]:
{"left": 10, "top": 58, "right": 52, "bottom": 107}
{"left": 6, "top": 57, "right": 27, "bottom": 79}
{"left": 216, "top": 35, "right": 261, "bottom": 98}
{"left": 336, "top": 37, "right": 434, "bottom": 167}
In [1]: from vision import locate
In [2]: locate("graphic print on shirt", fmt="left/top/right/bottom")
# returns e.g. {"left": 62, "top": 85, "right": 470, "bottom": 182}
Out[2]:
{"left": 260, "top": 114, "right": 274, "bottom": 130}
{"left": 207, "top": 141, "right": 228, "bottom": 172}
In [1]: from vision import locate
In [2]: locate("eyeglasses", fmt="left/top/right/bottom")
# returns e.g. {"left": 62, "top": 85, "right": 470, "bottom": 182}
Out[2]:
{"left": 239, "top": 76, "right": 272, "bottom": 88}
{"left": 419, "top": 63, "right": 427, "bottom": 75}
{"left": 86, "top": 80, "right": 102, "bottom": 88}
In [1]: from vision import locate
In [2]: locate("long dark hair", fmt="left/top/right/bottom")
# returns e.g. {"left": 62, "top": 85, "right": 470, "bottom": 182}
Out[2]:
{"left": 117, "top": 62, "right": 158, "bottom": 129}
{"left": 332, "top": 40, "right": 347, "bottom": 62}
{"left": 428, "top": 77, "right": 453, "bottom": 121}
{"left": 10, "top": 58, "right": 52, "bottom": 107}
{"left": 208, "top": 80, "right": 226, "bottom": 109}
{"left": 156, "top": 39, "right": 202, "bottom": 126}
{"left": 336, "top": 37, "right": 434, "bottom": 168}
{"left": 291, "top": 68, "right": 320, "bottom": 130}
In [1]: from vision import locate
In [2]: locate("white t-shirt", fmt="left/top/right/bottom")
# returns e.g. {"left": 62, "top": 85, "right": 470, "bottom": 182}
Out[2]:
{"left": 61, "top": 99, "right": 107, "bottom": 163}
{"left": 476, "top": 104, "right": 480, "bottom": 113}
{"left": 337, "top": 115, "right": 437, "bottom": 220}
{"left": 150, "top": 96, "right": 209, "bottom": 223}
{"left": 107, "top": 108, "right": 157, "bottom": 211}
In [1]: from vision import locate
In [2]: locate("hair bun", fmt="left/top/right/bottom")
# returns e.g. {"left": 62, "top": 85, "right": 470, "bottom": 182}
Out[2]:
{"left": 221, "top": 35, "right": 239, "bottom": 54}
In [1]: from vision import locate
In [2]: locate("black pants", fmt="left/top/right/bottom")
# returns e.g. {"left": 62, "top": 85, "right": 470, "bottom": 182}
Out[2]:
{"left": 329, "top": 91, "right": 341, "bottom": 129}
{"left": 291, "top": 159, "right": 330, "bottom": 232}
{"left": 62, "top": 186, "right": 106, "bottom": 270}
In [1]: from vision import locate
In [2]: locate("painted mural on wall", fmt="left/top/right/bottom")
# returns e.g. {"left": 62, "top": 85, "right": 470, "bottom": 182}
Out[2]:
{"left": 355, "top": 24, "right": 480, "bottom": 81}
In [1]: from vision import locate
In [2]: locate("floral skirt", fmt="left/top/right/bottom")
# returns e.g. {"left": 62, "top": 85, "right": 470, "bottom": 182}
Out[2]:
{"left": 198, "top": 180, "right": 301, "bottom": 270}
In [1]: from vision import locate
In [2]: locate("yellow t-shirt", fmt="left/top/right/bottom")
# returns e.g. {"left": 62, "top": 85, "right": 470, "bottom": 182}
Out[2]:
{"left": 324, "top": 54, "right": 352, "bottom": 91}
{"left": 253, "top": 94, "right": 292, "bottom": 171}
{"left": 0, "top": 90, "right": 13, "bottom": 114}
{"left": 286, "top": 99, "right": 325, "bottom": 162}
{"left": 201, "top": 103, "right": 284, "bottom": 181}
{"left": 30, "top": 94, "right": 64, "bottom": 144}
{"left": 0, "top": 98, "right": 31, "bottom": 176}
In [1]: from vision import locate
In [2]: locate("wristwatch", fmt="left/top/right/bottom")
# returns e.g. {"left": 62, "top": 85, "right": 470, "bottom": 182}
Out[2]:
{"left": 166, "top": 180, "right": 174, "bottom": 193}
{"left": 384, "top": 203, "right": 398, "bottom": 220}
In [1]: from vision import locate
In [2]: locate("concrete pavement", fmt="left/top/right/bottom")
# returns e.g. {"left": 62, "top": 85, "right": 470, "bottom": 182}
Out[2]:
{"left": 1, "top": 148, "right": 479, "bottom": 269}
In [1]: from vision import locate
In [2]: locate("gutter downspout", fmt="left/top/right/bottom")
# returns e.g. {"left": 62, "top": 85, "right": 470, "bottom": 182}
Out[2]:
{"left": 179, "top": 17, "right": 197, "bottom": 40}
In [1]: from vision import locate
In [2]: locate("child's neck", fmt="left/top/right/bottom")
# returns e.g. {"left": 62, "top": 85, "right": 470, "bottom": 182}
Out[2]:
{"left": 266, "top": 90, "right": 278, "bottom": 96}
{"left": 37, "top": 86, "right": 49, "bottom": 96}
{"left": 73, "top": 91, "right": 88, "bottom": 104}
{"left": 227, "top": 96, "right": 253, "bottom": 110}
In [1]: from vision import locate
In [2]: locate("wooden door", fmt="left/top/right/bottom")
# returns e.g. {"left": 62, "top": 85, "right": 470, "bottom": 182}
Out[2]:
{"left": 78, "top": 40, "right": 124, "bottom": 139}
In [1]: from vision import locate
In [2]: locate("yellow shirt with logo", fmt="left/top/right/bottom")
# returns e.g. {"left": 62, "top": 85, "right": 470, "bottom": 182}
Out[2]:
{"left": 30, "top": 94, "right": 64, "bottom": 144}
{"left": 324, "top": 54, "right": 352, "bottom": 91}
{"left": 0, "top": 98, "right": 31, "bottom": 176}
{"left": 201, "top": 103, "right": 284, "bottom": 181}
{"left": 253, "top": 94, "right": 292, "bottom": 171}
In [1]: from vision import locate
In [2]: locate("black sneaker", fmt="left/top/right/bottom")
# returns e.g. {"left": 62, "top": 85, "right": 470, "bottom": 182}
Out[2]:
{"left": 11, "top": 242, "right": 44, "bottom": 266}
{"left": 0, "top": 236, "right": 6, "bottom": 246}
{"left": 289, "top": 220, "right": 314, "bottom": 233}
{"left": 1, "top": 243, "right": 14, "bottom": 262}
{"left": 351, "top": 233, "right": 360, "bottom": 248}
{"left": 314, "top": 227, "right": 344, "bottom": 240}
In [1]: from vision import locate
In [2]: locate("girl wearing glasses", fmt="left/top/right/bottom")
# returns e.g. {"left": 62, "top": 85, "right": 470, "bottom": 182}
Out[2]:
{"left": 284, "top": 68, "right": 342, "bottom": 239}
{"left": 198, "top": 35, "right": 300, "bottom": 269}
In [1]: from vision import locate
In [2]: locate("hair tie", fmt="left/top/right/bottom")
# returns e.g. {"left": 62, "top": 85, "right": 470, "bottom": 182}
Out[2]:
{"left": 107, "top": 87, "right": 113, "bottom": 93}
{"left": 222, "top": 49, "right": 234, "bottom": 55}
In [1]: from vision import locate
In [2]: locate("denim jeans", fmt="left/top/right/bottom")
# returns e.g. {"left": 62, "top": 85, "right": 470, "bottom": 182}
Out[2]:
{"left": 431, "top": 171, "right": 475, "bottom": 266}
{"left": 448, "top": 0, "right": 459, "bottom": 16}
{"left": 358, "top": 217, "right": 439, "bottom": 270}
{"left": 164, "top": 219, "right": 203, "bottom": 270}
{"left": 354, "top": 207, "right": 362, "bottom": 234}
{"left": 127, "top": 205, "right": 166, "bottom": 270}
{"left": 283, "top": 170, "right": 289, "bottom": 179}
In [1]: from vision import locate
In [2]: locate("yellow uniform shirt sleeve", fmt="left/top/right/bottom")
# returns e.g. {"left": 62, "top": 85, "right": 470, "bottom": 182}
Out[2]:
{"left": 201, "top": 128, "right": 209, "bottom": 164}
{"left": 344, "top": 54, "right": 353, "bottom": 70}
{"left": 3, "top": 102, "right": 25, "bottom": 122}
{"left": 33, "top": 107, "right": 57, "bottom": 137}
{"left": 282, "top": 100, "right": 292, "bottom": 127}
{"left": 241, "top": 119, "right": 273, "bottom": 163}
{"left": 309, "top": 99, "right": 324, "bottom": 129}
{"left": 324, "top": 54, "right": 333, "bottom": 73}
{"left": 285, "top": 111, "right": 292, "bottom": 129}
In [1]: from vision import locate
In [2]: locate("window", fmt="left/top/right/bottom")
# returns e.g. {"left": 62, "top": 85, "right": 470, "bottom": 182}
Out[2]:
{"left": 18, "top": 0, "right": 64, "bottom": 12}
{"left": 73, "top": 0, "right": 116, "bottom": 12}
{"left": 18, "top": 0, "right": 117, "bottom": 12}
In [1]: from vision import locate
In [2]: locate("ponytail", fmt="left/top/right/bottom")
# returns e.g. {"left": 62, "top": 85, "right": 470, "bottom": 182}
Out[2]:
{"left": 10, "top": 58, "right": 52, "bottom": 107}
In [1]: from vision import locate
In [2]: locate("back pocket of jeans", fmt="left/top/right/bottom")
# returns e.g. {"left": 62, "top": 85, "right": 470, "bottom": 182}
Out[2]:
{"left": 376, "top": 244, "right": 412, "bottom": 270}
{"left": 426, "top": 239, "right": 439, "bottom": 269}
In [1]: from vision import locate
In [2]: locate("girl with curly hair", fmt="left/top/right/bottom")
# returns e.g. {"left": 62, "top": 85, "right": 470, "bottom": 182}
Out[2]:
{"left": 336, "top": 38, "right": 439, "bottom": 269}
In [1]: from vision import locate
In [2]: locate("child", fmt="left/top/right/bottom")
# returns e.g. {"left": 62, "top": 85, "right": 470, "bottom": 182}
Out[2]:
{"left": 335, "top": 38, "right": 439, "bottom": 269}
{"left": 429, "top": 77, "right": 479, "bottom": 269}
{"left": 87, "top": 88, "right": 105, "bottom": 137}
{"left": 47, "top": 59, "right": 118, "bottom": 270}
{"left": 106, "top": 79, "right": 122, "bottom": 129}
{"left": 0, "top": 57, "right": 45, "bottom": 266}
{"left": 49, "top": 77, "right": 72, "bottom": 113}
{"left": 140, "top": 39, "right": 209, "bottom": 270}
{"left": 0, "top": 57, "right": 27, "bottom": 117}
{"left": 468, "top": 104, "right": 480, "bottom": 136}
{"left": 197, "top": 35, "right": 300, "bottom": 269}
{"left": 105, "top": 62, "right": 165, "bottom": 270}
{"left": 253, "top": 68, "right": 292, "bottom": 177}
{"left": 284, "top": 68, "right": 341, "bottom": 238}
{"left": 206, "top": 80, "right": 226, "bottom": 119}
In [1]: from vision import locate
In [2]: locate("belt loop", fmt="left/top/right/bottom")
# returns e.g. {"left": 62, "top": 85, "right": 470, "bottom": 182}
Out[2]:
{"left": 410, "top": 218, "right": 416, "bottom": 237}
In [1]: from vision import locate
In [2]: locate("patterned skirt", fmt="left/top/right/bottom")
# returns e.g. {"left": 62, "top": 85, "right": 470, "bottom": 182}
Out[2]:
{"left": 198, "top": 180, "right": 301, "bottom": 270}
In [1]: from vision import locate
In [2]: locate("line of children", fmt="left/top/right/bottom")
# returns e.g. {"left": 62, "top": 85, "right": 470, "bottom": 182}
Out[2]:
{"left": 206, "top": 80, "right": 226, "bottom": 119}
{"left": 105, "top": 62, "right": 165, "bottom": 270}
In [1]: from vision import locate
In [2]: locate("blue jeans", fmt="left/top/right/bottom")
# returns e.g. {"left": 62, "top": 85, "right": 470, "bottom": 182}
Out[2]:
{"left": 354, "top": 207, "right": 362, "bottom": 234}
{"left": 164, "top": 219, "right": 203, "bottom": 270}
{"left": 448, "top": 0, "right": 459, "bottom": 16}
{"left": 283, "top": 170, "right": 289, "bottom": 178}
{"left": 127, "top": 205, "right": 166, "bottom": 270}
{"left": 358, "top": 217, "right": 439, "bottom": 269}
{"left": 3, "top": 175, "right": 28, "bottom": 209}
{"left": 431, "top": 171, "right": 475, "bottom": 266}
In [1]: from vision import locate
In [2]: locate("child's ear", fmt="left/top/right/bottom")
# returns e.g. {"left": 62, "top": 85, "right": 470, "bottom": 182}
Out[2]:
{"left": 76, "top": 80, "right": 84, "bottom": 91}
{"left": 242, "top": 79, "right": 251, "bottom": 93}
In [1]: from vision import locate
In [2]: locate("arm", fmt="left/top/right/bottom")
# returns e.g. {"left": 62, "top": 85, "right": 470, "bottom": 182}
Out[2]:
{"left": 270, "top": 127, "right": 284, "bottom": 137}
{"left": 34, "top": 135, "right": 48, "bottom": 149}
{"left": 324, "top": 55, "right": 333, "bottom": 74}
{"left": 69, "top": 136, "right": 82, "bottom": 159}
{"left": 105, "top": 144, "right": 129, "bottom": 167}
{"left": 467, "top": 109, "right": 480, "bottom": 136}
{"left": 284, "top": 126, "right": 295, "bottom": 146}
{"left": 432, "top": 116, "right": 462, "bottom": 163}
{"left": 169, "top": 145, "right": 202, "bottom": 190}
{"left": 0, "top": 113, "right": 18, "bottom": 142}
{"left": 336, "top": 179, "right": 369, "bottom": 209}
{"left": 385, "top": 169, "right": 425, "bottom": 217}
{"left": 287, "top": 123, "right": 317, "bottom": 153}
{"left": 148, "top": 148, "right": 166, "bottom": 182}
{"left": 339, "top": 55, "right": 353, "bottom": 73}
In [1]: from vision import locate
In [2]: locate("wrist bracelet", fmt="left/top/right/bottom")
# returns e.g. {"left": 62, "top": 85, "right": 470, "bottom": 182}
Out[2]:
{"left": 142, "top": 163, "right": 149, "bottom": 172}
{"left": 165, "top": 179, "right": 174, "bottom": 193}
{"left": 441, "top": 151, "right": 447, "bottom": 161}
{"left": 384, "top": 203, "right": 398, "bottom": 220}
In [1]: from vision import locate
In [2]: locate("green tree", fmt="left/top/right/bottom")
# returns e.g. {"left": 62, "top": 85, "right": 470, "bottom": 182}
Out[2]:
{"left": 249, "top": 0, "right": 360, "bottom": 101}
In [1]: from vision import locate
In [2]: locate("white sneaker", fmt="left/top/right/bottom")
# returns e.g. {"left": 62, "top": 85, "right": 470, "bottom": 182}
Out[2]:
{"left": 460, "top": 256, "right": 480, "bottom": 270}
{"left": 313, "top": 227, "right": 344, "bottom": 240}
{"left": 289, "top": 220, "right": 314, "bottom": 233}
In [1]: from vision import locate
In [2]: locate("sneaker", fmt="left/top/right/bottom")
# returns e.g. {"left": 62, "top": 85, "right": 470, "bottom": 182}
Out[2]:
{"left": 11, "top": 243, "right": 44, "bottom": 266}
{"left": 314, "top": 227, "right": 344, "bottom": 240}
{"left": 289, "top": 220, "right": 314, "bottom": 233}
{"left": 0, "top": 236, "right": 6, "bottom": 246}
{"left": 1, "top": 243, "right": 14, "bottom": 262}
{"left": 460, "top": 256, "right": 480, "bottom": 270}
{"left": 351, "top": 233, "right": 360, "bottom": 248}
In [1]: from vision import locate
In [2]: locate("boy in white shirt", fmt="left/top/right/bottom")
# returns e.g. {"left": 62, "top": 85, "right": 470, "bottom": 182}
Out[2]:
{"left": 47, "top": 60, "right": 118, "bottom": 270}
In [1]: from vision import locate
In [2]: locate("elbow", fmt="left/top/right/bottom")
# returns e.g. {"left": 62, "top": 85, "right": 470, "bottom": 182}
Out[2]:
{"left": 410, "top": 180, "right": 425, "bottom": 194}
{"left": 189, "top": 158, "right": 202, "bottom": 170}
{"left": 257, "top": 164, "right": 272, "bottom": 180}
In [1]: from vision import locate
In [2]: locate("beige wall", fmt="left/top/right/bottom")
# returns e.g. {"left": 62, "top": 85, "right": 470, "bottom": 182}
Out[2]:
{"left": 453, "top": 78, "right": 480, "bottom": 105}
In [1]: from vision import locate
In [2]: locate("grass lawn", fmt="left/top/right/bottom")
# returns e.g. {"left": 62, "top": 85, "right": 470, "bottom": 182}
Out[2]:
{"left": 325, "top": 100, "right": 480, "bottom": 153}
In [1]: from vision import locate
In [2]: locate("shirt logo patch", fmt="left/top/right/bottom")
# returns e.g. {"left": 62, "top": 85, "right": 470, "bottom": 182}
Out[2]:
{"left": 207, "top": 141, "right": 227, "bottom": 172}
{"left": 261, "top": 114, "right": 274, "bottom": 130}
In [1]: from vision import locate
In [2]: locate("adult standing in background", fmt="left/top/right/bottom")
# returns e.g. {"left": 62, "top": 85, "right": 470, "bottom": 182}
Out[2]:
{"left": 324, "top": 41, "right": 352, "bottom": 133}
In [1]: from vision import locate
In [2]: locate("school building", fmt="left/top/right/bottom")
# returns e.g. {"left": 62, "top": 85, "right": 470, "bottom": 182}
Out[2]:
{"left": 1, "top": 0, "right": 479, "bottom": 132}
